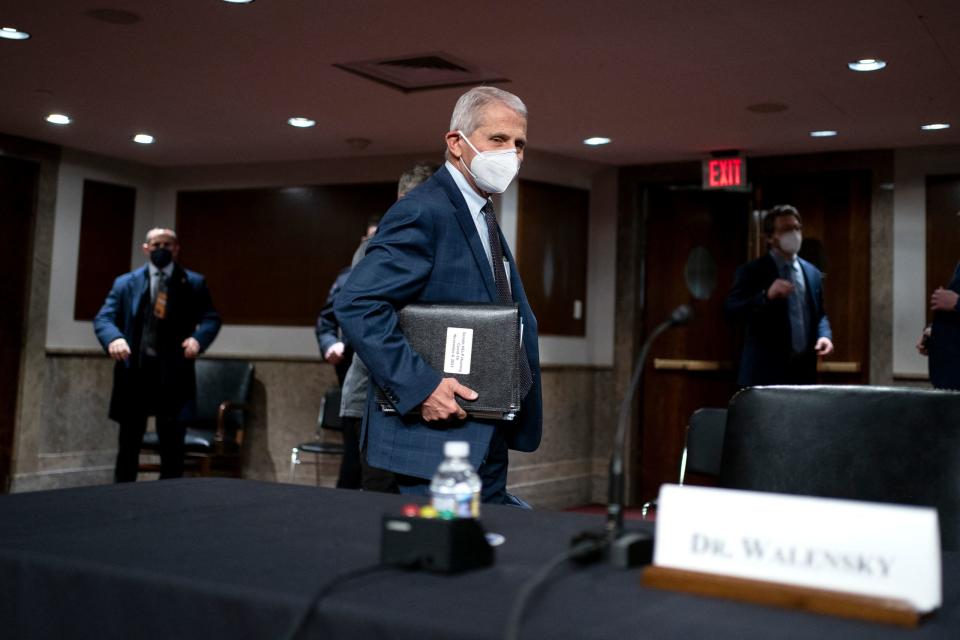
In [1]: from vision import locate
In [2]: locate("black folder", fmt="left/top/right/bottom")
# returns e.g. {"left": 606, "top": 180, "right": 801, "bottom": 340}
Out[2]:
{"left": 376, "top": 303, "right": 521, "bottom": 420}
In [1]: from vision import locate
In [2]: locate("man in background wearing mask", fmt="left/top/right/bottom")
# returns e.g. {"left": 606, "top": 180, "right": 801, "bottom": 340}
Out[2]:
{"left": 335, "top": 86, "right": 542, "bottom": 504}
{"left": 725, "top": 205, "right": 833, "bottom": 386}
{"left": 94, "top": 228, "right": 221, "bottom": 482}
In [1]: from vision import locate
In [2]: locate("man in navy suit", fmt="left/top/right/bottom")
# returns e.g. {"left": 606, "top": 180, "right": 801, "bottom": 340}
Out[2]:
{"left": 725, "top": 205, "right": 834, "bottom": 387}
{"left": 335, "top": 86, "right": 542, "bottom": 504}
{"left": 94, "top": 228, "right": 221, "bottom": 482}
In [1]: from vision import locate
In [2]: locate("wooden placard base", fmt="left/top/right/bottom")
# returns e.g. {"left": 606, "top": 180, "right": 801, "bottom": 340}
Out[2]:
{"left": 642, "top": 565, "right": 925, "bottom": 628}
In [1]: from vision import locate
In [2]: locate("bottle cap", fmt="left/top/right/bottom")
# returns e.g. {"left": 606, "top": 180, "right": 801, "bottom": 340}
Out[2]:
{"left": 444, "top": 441, "right": 469, "bottom": 458}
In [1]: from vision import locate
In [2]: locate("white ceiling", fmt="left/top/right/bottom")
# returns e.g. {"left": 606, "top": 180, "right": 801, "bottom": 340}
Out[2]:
{"left": 1, "top": 0, "right": 959, "bottom": 167}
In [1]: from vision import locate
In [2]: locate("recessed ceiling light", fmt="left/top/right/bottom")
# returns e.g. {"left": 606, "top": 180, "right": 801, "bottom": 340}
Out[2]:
{"left": 287, "top": 117, "right": 316, "bottom": 128}
{"left": 45, "top": 113, "right": 72, "bottom": 125}
{"left": 222, "top": 0, "right": 255, "bottom": 4}
{"left": 583, "top": 137, "right": 612, "bottom": 146}
{"left": 132, "top": 133, "right": 155, "bottom": 145}
{"left": 921, "top": 123, "right": 950, "bottom": 131}
{"left": 809, "top": 130, "right": 838, "bottom": 138}
{"left": 0, "top": 27, "right": 30, "bottom": 40}
{"left": 848, "top": 58, "right": 887, "bottom": 72}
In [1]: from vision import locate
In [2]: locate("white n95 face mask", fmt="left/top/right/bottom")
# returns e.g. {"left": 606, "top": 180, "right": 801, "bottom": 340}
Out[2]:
{"left": 778, "top": 230, "right": 802, "bottom": 255}
{"left": 457, "top": 130, "right": 520, "bottom": 194}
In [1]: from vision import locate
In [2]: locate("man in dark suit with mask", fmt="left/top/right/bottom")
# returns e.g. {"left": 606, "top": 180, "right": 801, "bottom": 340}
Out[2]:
{"left": 335, "top": 86, "right": 542, "bottom": 504}
{"left": 725, "top": 205, "right": 834, "bottom": 386}
{"left": 94, "top": 228, "right": 221, "bottom": 482}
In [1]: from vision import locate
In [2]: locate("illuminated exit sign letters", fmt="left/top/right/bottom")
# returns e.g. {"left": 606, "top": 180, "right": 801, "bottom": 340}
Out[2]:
{"left": 702, "top": 156, "right": 748, "bottom": 190}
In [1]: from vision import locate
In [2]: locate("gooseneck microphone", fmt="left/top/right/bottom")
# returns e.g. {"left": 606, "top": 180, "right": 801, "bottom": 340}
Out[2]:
{"left": 503, "top": 303, "right": 694, "bottom": 640}
{"left": 605, "top": 304, "right": 693, "bottom": 567}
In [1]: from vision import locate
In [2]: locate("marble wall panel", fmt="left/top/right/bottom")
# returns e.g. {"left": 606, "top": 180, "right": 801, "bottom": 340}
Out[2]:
{"left": 40, "top": 356, "right": 116, "bottom": 453}
{"left": 14, "top": 355, "right": 611, "bottom": 510}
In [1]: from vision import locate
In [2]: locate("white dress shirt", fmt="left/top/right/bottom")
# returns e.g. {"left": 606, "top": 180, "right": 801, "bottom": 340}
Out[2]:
{"left": 444, "top": 161, "right": 511, "bottom": 289}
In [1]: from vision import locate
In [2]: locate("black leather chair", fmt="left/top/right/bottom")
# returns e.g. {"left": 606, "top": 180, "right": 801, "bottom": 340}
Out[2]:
{"left": 642, "top": 407, "right": 727, "bottom": 517}
{"left": 720, "top": 385, "right": 960, "bottom": 550}
{"left": 678, "top": 407, "right": 727, "bottom": 482}
{"left": 140, "top": 359, "right": 254, "bottom": 477}
{"left": 289, "top": 387, "right": 344, "bottom": 485}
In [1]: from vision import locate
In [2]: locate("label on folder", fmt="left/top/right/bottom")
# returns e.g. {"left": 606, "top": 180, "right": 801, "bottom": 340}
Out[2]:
{"left": 444, "top": 327, "right": 473, "bottom": 375}
{"left": 653, "top": 484, "right": 942, "bottom": 612}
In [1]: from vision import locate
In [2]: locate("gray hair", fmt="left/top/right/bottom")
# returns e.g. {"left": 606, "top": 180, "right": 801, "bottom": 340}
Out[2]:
{"left": 397, "top": 162, "right": 439, "bottom": 198}
{"left": 449, "top": 86, "right": 527, "bottom": 135}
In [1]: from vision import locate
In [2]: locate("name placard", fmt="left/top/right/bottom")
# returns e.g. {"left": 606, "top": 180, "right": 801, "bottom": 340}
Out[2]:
{"left": 653, "top": 485, "right": 941, "bottom": 612}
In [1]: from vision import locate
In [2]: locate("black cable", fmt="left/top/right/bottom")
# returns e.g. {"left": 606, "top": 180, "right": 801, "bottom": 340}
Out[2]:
{"left": 502, "top": 538, "right": 607, "bottom": 640}
{"left": 285, "top": 563, "right": 396, "bottom": 640}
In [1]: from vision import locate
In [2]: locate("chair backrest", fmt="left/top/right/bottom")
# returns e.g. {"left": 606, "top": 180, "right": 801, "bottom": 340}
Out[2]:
{"left": 318, "top": 387, "right": 343, "bottom": 432}
{"left": 719, "top": 385, "right": 960, "bottom": 550}
{"left": 680, "top": 408, "right": 727, "bottom": 481}
{"left": 194, "top": 359, "right": 254, "bottom": 428}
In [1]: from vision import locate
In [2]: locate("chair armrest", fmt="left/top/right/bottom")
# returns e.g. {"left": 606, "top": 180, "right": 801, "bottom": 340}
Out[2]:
{"left": 216, "top": 401, "right": 253, "bottom": 446}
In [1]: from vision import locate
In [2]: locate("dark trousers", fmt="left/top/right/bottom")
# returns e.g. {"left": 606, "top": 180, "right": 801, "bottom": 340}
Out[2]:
{"left": 114, "top": 414, "right": 186, "bottom": 482}
{"left": 340, "top": 416, "right": 398, "bottom": 493}
{"left": 113, "top": 354, "right": 188, "bottom": 483}
{"left": 336, "top": 417, "right": 362, "bottom": 489}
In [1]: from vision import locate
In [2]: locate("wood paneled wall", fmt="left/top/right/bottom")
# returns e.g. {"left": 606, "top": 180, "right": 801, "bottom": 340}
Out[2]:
{"left": 176, "top": 183, "right": 396, "bottom": 326}
{"left": 516, "top": 179, "right": 589, "bottom": 336}
{"left": 74, "top": 180, "right": 136, "bottom": 320}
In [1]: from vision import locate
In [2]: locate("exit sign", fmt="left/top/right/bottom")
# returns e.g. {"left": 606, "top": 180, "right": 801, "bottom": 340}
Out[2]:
{"left": 702, "top": 157, "right": 748, "bottom": 190}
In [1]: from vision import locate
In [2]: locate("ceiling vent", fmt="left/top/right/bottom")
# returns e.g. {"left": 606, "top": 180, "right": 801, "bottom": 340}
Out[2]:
{"left": 334, "top": 52, "right": 508, "bottom": 92}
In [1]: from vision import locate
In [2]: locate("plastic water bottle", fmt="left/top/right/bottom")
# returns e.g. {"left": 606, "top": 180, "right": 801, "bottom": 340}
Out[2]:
{"left": 430, "top": 441, "right": 481, "bottom": 518}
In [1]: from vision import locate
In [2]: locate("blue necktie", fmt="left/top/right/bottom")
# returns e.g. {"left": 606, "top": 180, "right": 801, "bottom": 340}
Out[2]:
{"left": 782, "top": 263, "right": 806, "bottom": 354}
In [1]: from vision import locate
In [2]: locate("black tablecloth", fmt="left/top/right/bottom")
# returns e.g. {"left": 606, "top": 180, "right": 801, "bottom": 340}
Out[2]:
{"left": 0, "top": 479, "right": 956, "bottom": 639}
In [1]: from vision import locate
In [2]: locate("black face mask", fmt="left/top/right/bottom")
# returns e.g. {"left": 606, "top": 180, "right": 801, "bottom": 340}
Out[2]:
{"left": 150, "top": 248, "right": 173, "bottom": 269}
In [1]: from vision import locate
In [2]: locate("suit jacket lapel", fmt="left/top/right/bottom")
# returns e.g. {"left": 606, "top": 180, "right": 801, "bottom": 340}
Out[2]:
{"left": 437, "top": 169, "right": 499, "bottom": 302}
{"left": 131, "top": 265, "right": 150, "bottom": 318}
{"left": 799, "top": 259, "right": 819, "bottom": 314}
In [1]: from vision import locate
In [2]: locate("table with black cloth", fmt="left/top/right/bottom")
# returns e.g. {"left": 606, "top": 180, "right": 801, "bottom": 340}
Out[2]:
{"left": 1, "top": 479, "right": 957, "bottom": 639}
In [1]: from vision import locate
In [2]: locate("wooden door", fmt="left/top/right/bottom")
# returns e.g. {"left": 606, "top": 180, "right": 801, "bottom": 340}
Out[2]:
{"left": 634, "top": 186, "right": 749, "bottom": 501}
{"left": 926, "top": 174, "right": 960, "bottom": 321}
{"left": 0, "top": 156, "right": 39, "bottom": 492}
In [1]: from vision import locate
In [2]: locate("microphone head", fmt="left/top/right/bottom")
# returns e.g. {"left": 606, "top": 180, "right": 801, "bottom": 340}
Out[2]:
{"left": 670, "top": 304, "right": 694, "bottom": 325}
